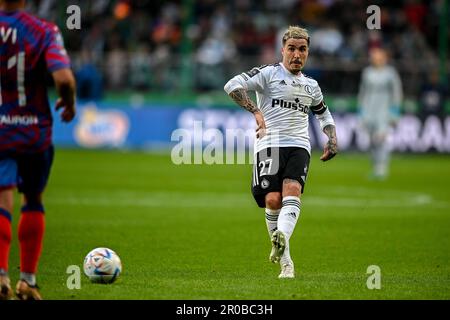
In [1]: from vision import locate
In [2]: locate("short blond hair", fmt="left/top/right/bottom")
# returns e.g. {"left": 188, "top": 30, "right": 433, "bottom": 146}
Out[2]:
{"left": 282, "top": 26, "right": 310, "bottom": 46}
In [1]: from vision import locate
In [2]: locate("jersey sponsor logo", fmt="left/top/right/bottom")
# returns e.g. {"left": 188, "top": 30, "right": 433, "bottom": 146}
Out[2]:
{"left": 279, "top": 80, "right": 287, "bottom": 86}
{"left": 0, "top": 115, "right": 38, "bottom": 125}
{"left": 271, "top": 98, "right": 309, "bottom": 114}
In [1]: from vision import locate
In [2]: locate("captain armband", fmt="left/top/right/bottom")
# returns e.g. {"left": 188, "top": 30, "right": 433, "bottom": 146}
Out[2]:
{"left": 310, "top": 101, "right": 328, "bottom": 115}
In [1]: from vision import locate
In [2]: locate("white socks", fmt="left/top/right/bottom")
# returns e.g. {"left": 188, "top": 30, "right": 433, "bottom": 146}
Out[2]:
{"left": 278, "top": 196, "right": 301, "bottom": 241}
{"left": 265, "top": 196, "right": 301, "bottom": 266}
{"left": 20, "top": 272, "right": 36, "bottom": 286}
{"left": 265, "top": 208, "right": 280, "bottom": 239}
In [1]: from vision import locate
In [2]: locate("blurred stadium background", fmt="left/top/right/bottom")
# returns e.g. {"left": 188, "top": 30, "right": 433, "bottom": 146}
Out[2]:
{"left": 9, "top": 0, "right": 449, "bottom": 299}
{"left": 24, "top": 0, "right": 448, "bottom": 152}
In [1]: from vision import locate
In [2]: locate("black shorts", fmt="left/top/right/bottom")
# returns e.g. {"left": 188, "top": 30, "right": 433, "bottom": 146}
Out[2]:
{"left": 0, "top": 145, "right": 54, "bottom": 194}
{"left": 251, "top": 147, "right": 310, "bottom": 208}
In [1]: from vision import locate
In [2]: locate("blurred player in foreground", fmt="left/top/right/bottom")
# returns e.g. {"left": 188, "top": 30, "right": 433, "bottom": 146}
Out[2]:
{"left": 0, "top": 0, "right": 76, "bottom": 300}
{"left": 358, "top": 47, "right": 403, "bottom": 180}
{"left": 224, "top": 26, "right": 337, "bottom": 278}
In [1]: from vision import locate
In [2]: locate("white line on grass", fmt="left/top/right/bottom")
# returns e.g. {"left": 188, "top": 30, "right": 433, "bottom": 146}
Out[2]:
{"left": 46, "top": 190, "right": 449, "bottom": 209}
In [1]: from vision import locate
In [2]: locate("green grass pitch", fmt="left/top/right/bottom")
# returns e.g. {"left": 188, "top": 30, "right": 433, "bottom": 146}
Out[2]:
{"left": 7, "top": 149, "right": 450, "bottom": 299}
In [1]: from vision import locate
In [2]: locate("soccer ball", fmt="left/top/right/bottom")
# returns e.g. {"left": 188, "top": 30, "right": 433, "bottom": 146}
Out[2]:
{"left": 83, "top": 247, "right": 122, "bottom": 284}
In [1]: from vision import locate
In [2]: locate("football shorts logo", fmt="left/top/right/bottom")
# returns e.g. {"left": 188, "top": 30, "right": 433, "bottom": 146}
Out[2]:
{"left": 261, "top": 179, "right": 270, "bottom": 189}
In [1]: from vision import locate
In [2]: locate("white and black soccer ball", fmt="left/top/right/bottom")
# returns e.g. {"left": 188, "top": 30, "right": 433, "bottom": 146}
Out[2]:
{"left": 83, "top": 247, "right": 122, "bottom": 284}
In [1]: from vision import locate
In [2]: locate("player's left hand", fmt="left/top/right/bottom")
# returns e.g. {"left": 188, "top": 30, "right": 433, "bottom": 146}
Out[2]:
{"left": 320, "top": 138, "right": 337, "bottom": 161}
{"left": 254, "top": 111, "right": 266, "bottom": 139}
{"left": 55, "top": 98, "right": 76, "bottom": 122}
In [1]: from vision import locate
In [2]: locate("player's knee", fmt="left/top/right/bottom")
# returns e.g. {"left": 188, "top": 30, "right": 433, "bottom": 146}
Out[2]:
{"left": 0, "top": 189, "right": 15, "bottom": 213}
{"left": 265, "top": 193, "right": 282, "bottom": 209}
{"left": 283, "top": 181, "right": 301, "bottom": 197}
{"left": 23, "top": 193, "right": 43, "bottom": 207}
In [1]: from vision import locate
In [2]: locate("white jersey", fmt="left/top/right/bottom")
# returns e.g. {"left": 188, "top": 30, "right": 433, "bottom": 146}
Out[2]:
{"left": 224, "top": 62, "right": 335, "bottom": 154}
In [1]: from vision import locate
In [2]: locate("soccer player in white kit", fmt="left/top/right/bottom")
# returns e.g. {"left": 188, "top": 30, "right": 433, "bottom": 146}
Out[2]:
{"left": 358, "top": 47, "right": 403, "bottom": 179}
{"left": 224, "top": 26, "right": 338, "bottom": 278}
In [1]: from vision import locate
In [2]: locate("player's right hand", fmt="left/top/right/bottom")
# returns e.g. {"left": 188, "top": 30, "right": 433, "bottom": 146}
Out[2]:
{"left": 55, "top": 98, "right": 76, "bottom": 122}
{"left": 254, "top": 111, "right": 266, "bottom": 139}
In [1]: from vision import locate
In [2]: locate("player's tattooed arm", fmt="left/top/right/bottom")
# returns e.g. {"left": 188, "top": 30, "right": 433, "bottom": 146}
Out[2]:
{"left": 229, "top": 88, "right": 258, "bottom": 113}
{"left": 229, "top": 88, "right": 266, "bottom": 138}
{"left": 320, "top": 124, "right": 338, "bottom": 161}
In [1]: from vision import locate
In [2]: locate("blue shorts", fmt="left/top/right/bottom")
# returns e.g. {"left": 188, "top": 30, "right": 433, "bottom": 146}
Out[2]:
{"left": 0, "top": 146, "right": 54, "bottom": 194}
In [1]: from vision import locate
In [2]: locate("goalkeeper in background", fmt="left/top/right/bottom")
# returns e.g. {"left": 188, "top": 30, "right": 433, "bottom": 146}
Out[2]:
{"left": 224, "top": 26, "right": 337, "bottom": 279}
{"left": 357, "top": 47, "right": 403, "bottom": 180}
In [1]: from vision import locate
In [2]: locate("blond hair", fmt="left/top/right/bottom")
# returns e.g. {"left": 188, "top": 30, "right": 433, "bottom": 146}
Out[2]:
{"left": 282, "top": 26, "right": 310, "bottom": 46}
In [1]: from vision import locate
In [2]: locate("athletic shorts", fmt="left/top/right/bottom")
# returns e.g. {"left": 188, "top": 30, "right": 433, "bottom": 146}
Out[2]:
{"left": 0, "top": 145, "right": 54, "bottom": 194}
{"left": 251, "top": 147, "right": 310, "bottom": 208}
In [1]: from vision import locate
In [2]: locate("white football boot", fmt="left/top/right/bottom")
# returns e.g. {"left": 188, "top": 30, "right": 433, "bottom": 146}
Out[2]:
{"left": 279, "top": 263, "right": 295, "bottom": 279}
{"left": 269, "top": 230, "right": 286, "bottom": 263}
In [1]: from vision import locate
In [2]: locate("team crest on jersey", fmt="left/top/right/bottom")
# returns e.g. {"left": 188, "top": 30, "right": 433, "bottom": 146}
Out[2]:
{"left": 304, "top": 85, "right": 312, "bottom": 94}
{"left": 261, "top": 179, "right": 270, "bottom": 189}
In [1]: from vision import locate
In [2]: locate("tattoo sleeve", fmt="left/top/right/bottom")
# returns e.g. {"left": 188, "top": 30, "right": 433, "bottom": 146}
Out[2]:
{"left": 229, "top": 89, "right": 258, "bottom": 113}
{"left": 323, "top": 124, "right": 338, "bottom": 154}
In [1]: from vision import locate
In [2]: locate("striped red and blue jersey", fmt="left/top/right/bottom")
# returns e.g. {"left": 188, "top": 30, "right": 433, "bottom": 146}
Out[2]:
{"left": 0, "top": 9, "right": 70, "bottom": 154}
